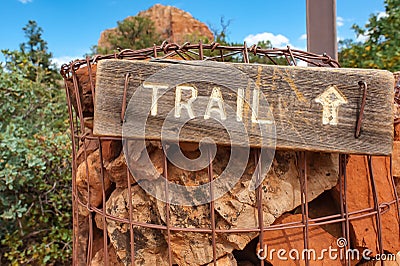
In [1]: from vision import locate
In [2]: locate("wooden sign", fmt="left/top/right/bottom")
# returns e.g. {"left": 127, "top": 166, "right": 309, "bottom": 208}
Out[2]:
{"left": 93, "top": 59, "right": 394, "bottom": 155}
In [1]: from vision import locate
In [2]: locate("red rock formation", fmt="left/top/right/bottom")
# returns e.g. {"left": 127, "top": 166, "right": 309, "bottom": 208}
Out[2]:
{"left": 65, "top": 64, "right": 96, "bottom": 118}
{"left": 332, "top": 156, "right": 400, "bottom": 256}
{"left": 393, "top": 141, "right": 400, "bottom": 177}
{"left": 138, "top": 4, "right": 214, "bottom": 43}
{"left": 98, "top": 4, "right": 214, "bottom": 50}
{"left": 76, "top": 150, "right": 111, "bottom": 211}
{"left": 258, "top": 214, "right": 342, "bottom": 266}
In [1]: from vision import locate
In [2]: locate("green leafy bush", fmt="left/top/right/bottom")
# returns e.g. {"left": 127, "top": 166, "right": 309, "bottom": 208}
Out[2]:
{"left": 339, "top": 0, "right": 400, "bottom": 71}
{"left": 95, "top": 16, "right": 163, "bottom": 54}
{"left": 0, "top": 21, "right": 71, "bottom": 265}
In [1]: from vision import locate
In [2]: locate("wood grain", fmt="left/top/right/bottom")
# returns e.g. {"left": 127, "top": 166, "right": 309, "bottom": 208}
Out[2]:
{"left": 93, "top": 59, "right": 394, "bottom": 155}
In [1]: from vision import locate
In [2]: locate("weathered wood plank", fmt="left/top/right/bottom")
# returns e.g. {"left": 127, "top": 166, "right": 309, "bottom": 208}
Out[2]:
{"left": 93, "top": 59, "right": 394, "bottom": 155}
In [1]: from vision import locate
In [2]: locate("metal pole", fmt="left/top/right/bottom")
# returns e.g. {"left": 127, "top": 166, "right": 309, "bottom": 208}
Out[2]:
{"left": 306, "top": 0, "right": 338, "bottom": 60}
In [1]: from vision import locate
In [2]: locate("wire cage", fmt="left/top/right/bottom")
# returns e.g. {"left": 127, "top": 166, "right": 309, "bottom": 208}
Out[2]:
{"left": 60, "top": 42, "right": 400, "bottom": 266}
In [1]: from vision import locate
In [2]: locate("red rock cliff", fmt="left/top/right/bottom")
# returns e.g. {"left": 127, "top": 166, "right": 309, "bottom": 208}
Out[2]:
{"left": 98, "top": 4, "right": 214, "bottom": 50}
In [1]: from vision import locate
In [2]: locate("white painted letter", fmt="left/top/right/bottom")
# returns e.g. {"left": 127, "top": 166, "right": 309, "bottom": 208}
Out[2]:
{"left": 175, "top": 85, "right": 197, "bottom": 119}
{"left": 204, "top": 87, "right": 227, "bottom": 120}
{"left": 236, "top": 88, "right": 244, "bottom": 122}
{"left": 143, "top": 82, "right": 168, "bottom": 116}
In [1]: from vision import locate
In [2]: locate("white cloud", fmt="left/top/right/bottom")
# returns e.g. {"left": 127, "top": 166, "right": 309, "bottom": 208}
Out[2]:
{"left": 299, "top": 34, "right": 307, "bottom": 41}
{"left": 356, "top": 33, "right": 369, "bottom": 43}
{"left": 355, "top": 29, "right": 372, "bottom": 43}
{"left": 244, "top": 32, "right": 290, "bottom": 48}
{"left": 377, "top": 11, "right": 388, "bottom": 20}
{"left": 18, "top": 0, "right": 33, "bottom": 4}
{"left": 244, "top": 32, "right": 311, "bottom": 66}
{"left": 297, "top": 60, "right": 308, "bottom": 67}
{"left": 52, "top": 56, "right": 77, "bottom": 69}
{"left": 337, "top": 16, "right": 344, "bottom": 27}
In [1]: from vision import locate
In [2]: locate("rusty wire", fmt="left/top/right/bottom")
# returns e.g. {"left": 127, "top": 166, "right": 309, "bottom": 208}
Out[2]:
{"left": 355, "top": 81, "right": 368, "bottom": 138}
{"left": 60, "top": 41, "right": 340, "bottom": 79}
{"left": 61, "top": 41, "right": 399, "bottom": 266}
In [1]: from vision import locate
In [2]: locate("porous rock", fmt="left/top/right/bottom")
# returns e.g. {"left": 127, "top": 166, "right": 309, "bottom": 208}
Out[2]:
{"left": 101, "top": 140, "right": 122, "bottom": 162}
{"left": 76, "top": 150, "right": 111, "bottom": 212}
{"left": 258, "top": 214, "right": 342, "bottom": 266}
{"left": 393, "top": 141, "right": 400, "bottom": 177}
{"left": 149, "top": 146, "right": 339, "bottom": 265}
{"left": 76, "top": 215, "right": 89, "bottom": 266}
{"left": 105, "top": 152, "right": 132, "bottom": 188}
{"left": 91, "top": 244, "right": 124, "bottom": 266}
{"left": 332, "top": 155, "right": 400, "bottom": 256}
{"left": 65, "top": 64, "right": 96, "bottom": 118}
{"left": 105, "top": 186, "right": 169, "bottom": 266}
{"left": 206, "top": 253, "right": 238, "bottom": 266}
{"left": 75, "top": 128, "right": 99, "bottom": 166}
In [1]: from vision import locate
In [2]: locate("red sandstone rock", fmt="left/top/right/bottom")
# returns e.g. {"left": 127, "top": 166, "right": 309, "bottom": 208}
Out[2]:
{"left": 76, "top": 136, "right": 98, "bottom": 166}
{"left": 206, "top": 253, "right": 238, "bottom": 266}
{"left": 138, "top": 4, "right": 214, "bottom": 43}
{"left": 105, "top": 152, "right": 132, "bottom": 188}
{"left": 105, "top": 187, "right": 170, "bottom": 265}
{"left": 149, "top": 146, "right": 339, "bottom": 265}
{"left": 91, "top": 245, "right": 124, "bottom": 266}
{"left": 91, "top": 226, "right": 104, "bottom": 257}
{"left": 307, "top": 191, "right": 343, "bottom": 239}
{"left": 395, "top": 177, "right": 400, "bottom": 198}
{"left": 84, "top": 117, "right": 94, "bottom": 130}
{"left": 65, "top": 64, "right": 96, "bottom": 118}
{"left": 94, "top": 212, "right": 105, "bottom": 231}
{"left": 76, "top": 150, "right": 111, "bottom": 210}
{"left": 393, "top": 141, "right": 400, "bottom": 177}
{"left": 101, "top": 139, "right": 122, "bottom": 162}
{"left": 179, "top": 141, "right": 200, "bottom": 152}
{"left": 332, "top": 155, "right": 400, "bottom": 256}
{"left": 87, "top": 145, "right": 344, "bottom": 265}
{"left": 125, "top": 140, "right": 164, "bottom": 182}
{"left": 76, "top": 215, "right": 89, "bottom": 266}
{"left": 395, "top": 123, "right": 400, "bottom": 141}
{"left": 258, "top": 214, "right": 342, "bottom": 266}
{"left": 358, "top": 251, "right": 400, "bottom": 265}
{"left": 98, "top": 4, "right": 214, "bottom": 51}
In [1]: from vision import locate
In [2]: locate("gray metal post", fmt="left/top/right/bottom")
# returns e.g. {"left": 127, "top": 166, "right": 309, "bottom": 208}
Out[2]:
{"left": 306, "top": 0, "right": 338, "bottom": 60}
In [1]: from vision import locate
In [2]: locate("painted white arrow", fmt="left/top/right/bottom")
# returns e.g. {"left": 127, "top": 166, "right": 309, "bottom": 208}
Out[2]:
{"left": 315, "top": 85, "right": 348, "bottom": 125}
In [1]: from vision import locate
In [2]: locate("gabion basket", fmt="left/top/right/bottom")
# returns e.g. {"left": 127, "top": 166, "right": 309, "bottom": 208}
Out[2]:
{"left": 60, "top": 42, "right": 400, "bottom": 266}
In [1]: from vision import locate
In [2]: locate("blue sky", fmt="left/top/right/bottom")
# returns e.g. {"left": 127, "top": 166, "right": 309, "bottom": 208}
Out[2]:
{"left": 0, "top": 0, "right": 385, "bottom": 67}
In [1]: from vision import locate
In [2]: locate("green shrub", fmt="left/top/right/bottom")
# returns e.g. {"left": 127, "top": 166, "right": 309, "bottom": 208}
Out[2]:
{"left": 0, "top": 21, "right": 72, "bottom": 265}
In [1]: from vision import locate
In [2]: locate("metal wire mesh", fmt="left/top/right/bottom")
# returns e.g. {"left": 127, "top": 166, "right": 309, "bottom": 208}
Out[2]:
{"left": 61, "top": 42, "right": 399, "bottom": 266}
